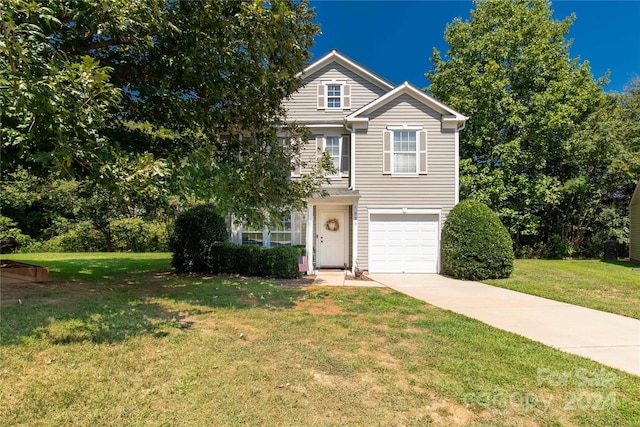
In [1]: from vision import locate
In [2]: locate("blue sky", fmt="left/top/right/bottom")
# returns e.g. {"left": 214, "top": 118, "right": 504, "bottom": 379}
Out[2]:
{"left": 308, "top": 0, "right": 640, "bottom": 93}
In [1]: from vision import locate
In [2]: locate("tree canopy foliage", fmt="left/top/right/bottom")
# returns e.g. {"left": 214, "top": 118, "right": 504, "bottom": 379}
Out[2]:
{"left": 428, "top": 0, "right": 640, "bottom": 256}
{"left": 1, "top": 0, "right": 324, "bottom": 227}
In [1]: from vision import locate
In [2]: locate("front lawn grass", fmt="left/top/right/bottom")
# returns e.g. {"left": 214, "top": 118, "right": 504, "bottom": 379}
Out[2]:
{"left": 1, "top": 253, "right": 639, "bottom": 426}
{"left": 484, "top": 259, "right": 640, "bottom": 320}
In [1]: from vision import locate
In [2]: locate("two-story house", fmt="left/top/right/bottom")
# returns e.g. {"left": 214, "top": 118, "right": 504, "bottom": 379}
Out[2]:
{"left": 232, "top": 49, "right": 467, "bottom": 274}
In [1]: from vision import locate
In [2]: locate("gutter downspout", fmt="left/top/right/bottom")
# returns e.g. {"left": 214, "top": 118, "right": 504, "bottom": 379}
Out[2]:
{"left": 454, "top": 120, "right": 466, "bottom": 205}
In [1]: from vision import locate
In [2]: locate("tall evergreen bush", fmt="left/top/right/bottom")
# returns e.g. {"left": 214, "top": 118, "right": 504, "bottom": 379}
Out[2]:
{"left": 441, "top": 200, "right": 514, "bottom": 280}
{"left": 169, "top": 204, "right": 228, "bottom": 272}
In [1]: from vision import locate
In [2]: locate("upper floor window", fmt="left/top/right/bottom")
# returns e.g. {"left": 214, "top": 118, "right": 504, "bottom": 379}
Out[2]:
{"left": 317, "top": 135, "right": 350, "bottom": 178}
{"left": 393, "top": 131, "right": 417, "bottom": 174}
{"left": 327, "top": 85, "right": 341, "bottom": 109}
{"left": 317, "top": 82, "right": 351, "bottom": 110}
{"left": 325, "top": 136, "right": 341, "bottom": 174}
{"left": 383, "top": 128, "right": 428, "bottom": 176}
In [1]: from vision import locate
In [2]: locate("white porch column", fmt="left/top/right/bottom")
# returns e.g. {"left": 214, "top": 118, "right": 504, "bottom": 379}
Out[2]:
{"left": 352, "top": 203, "right": 358, "bottom": 273}
{"left": 306, "top": 203, "right": 314, "bottom": 275}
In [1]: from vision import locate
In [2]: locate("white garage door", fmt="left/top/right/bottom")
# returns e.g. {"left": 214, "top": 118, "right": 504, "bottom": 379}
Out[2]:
{"left": 369, "top": 213, "right": 439, "bottom": 273}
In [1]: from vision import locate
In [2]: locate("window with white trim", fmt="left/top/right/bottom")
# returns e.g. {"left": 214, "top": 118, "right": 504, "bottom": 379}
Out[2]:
{"left": 383, "top": 128, "right": 428, "bottom": 175}
{"left": 393, "top": 131, "right": 417, "bottom": 174}
{"left": 327, "top": 85, "right": 341, "bottom": 109}
{"left": 325, "top": 136, "right": 341, "bottom": 175}
{"left": 318, "top": 135, "right": 350, "bottom": 178}
{"left": 317, "top": 82, "right": 350, "bottom": 110}
{"left": 269, "top": 217, "right": 292, "bottom": 246}
{"left": 240, "top": 217, "right": 293, "bottom": 247}
{"left": 241, "top": 227, "right": 265, "bottom": 246}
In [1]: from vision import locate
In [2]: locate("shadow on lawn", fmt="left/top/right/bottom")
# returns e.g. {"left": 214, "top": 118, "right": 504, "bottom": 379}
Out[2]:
{"left": 0, "top": 271, "right": 305, "bottom": 346}
{"left": 601, "top": 259, "right": 640, "bottom": 270}
{"left": 38, "top": 257, "right": 171, "bottom": 282}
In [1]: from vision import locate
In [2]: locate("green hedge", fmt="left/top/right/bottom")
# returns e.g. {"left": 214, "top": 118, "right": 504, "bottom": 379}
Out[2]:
{"left": 441, "top": 200, "right": 514, "bottom": 280}
{"left": 185, "top": 242, "right": 303, "bottom": 279}
{"left": 169, "top": 204, "right": 303, "bottom": 278}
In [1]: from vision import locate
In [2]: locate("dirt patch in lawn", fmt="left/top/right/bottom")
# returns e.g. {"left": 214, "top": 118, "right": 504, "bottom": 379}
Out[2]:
{"left": 293, "top": 295, "right": 343, "bottom": 315}
{"left": 425, "top": 393, "right": 485, "bottom": 426}
{"left": 270, "top": 275, "right": 316, "bottom": 287}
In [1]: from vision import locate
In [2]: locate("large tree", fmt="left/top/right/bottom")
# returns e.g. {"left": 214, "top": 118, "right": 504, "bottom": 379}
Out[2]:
{"left": 555, "top": 81, "right": 640, "bottom": 254}
{"left": 1, "top": 0, "right": 325, "bottom": 226}
{"left": 427, "top": 0, "right": 613, "bottom": 253}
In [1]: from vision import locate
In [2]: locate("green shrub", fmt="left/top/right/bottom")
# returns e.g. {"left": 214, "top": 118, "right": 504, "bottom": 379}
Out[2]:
{"left": 441, "top": 200, "right": 514, "bottom": 280}
{"left": 169, "top": 204, "right": 229, "bottom": 272}
{"left": 203, "top": 242, "right": 236, "bottom": 275}
{"left": 111, "top": 218, "right": 169, "bottom": 252}
{"left": 543, "top": 234, "right": 570, "bottom": 259}
{"left": 258, "top": 246, "right": 302, "bottom": 279}
{"left": 174, "top": 241, "right": 301, "bottom": 279}
{"left": 45, "top": 221, "right": 107, "bottom": 252}
{"left": 21, "top": 218, "right": 169, "bottom": 253}
{"left": 237, "top": 245, "right": 262, "bottom": 276}
{"left": 0, "top": 215, "right": 31, "bottom": 253}
{"left": 204, "top": 243, "right": 302, "bottom": 279}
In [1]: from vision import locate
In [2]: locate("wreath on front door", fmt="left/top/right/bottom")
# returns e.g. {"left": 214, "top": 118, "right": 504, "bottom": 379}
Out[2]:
{"left": 325, "top": 218, "right": 340, "bottom": 232}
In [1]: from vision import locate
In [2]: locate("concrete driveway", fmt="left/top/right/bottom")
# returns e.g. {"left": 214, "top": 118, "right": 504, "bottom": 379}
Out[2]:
{"left": 370, "top": 274, "right": 640, "bottom": 377}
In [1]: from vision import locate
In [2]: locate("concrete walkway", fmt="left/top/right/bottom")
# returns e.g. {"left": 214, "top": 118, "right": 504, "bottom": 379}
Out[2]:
{"left": 312, "top": 270, "right": 385, "bottom": 287}
{"left": 370, "top": 274, "right": 640, "bottom": 377}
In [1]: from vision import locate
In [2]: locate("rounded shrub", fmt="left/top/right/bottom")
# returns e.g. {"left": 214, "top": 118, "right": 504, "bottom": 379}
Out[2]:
{"left": 169, "top": 204, "right": 228, "bottom": 272}
{"left": 441, "top": 200, "right": 514, "bottom": 280}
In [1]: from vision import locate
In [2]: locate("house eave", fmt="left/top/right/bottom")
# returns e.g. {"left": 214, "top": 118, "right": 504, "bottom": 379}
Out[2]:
{"left": 308, "top": 188, "right": 361, "bottom": 205}
{"left": 345, "top": 82, "right": 468, "bottom": 127}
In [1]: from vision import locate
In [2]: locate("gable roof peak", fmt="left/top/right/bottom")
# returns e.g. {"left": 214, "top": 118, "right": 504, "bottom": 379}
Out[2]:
{"left": 298, "top": 50, "right": 394, "bottom": 91}
{"left": 346, "top": 82, "right": 468, "bottom": 127}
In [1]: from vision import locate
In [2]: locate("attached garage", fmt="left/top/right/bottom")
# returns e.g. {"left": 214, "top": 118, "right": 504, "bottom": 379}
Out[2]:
{"left": 368, "top": 211, "right": 440, "bottom": 273}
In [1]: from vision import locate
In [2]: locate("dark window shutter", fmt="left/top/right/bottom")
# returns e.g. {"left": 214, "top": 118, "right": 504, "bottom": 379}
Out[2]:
{"left": 341, "top": 135, "right": 350, "bottom": 174}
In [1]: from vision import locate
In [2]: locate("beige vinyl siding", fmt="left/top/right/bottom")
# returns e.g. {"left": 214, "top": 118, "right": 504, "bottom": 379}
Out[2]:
{"left": 631, "top": 182, "right": 640, "bottom": 261}
{"left": 353, "top": 94, "right": 458, "bottom": 270}
{"left": 283, "top": 63, "right": 389, "bottom": 123}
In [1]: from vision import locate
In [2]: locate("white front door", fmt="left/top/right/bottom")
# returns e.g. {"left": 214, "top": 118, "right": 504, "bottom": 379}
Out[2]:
{"left": 317, "top": 208, "right": 347, "bottom": 268}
